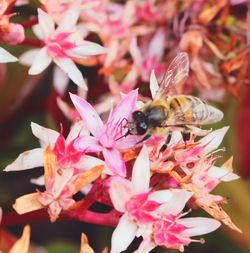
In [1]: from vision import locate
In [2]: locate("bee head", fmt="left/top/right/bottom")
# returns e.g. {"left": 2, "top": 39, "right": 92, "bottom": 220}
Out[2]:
{"left": 131, "top": 110, "right": 148, "bottom": 135}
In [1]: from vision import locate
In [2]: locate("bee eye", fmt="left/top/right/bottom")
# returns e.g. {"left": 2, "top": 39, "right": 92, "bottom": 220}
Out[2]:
{"left": 136, "top": 121, "right": 148, "bottom": 135}
{"left": 133, "top": 111, "right": 146, "bottom": 121}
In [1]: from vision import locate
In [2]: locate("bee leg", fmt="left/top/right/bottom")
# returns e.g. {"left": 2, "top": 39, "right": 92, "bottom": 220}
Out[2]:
{"left": 181, "top": 131, "right": 191, "bottom": 148}
{"left": 159, "top": 132, "right": 172, "bottom": 153}
{"left": 136, "top": 134, "right": 151, "bottom": 145}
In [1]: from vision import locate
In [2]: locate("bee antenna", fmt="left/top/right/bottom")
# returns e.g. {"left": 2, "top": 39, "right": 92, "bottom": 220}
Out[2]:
{"left": 115, "top": 129, "right": 131, "bottom": 141}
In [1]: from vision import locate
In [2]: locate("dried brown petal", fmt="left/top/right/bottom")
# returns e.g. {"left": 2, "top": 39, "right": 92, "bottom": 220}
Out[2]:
{"left": 80, "top": 233, "right": 94, "bottom": 253}
{"left": 13, "top": 193, "right": 43, "bottom": 215}
{"left": 9, "top": 225, "right": 30, "bottom": 253}
{"left": 73, "top": 165, "right": 104, "bottom": 194}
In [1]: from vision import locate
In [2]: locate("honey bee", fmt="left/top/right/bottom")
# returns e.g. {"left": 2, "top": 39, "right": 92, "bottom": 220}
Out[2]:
{"left": 126, "top": 52, "right": 223, "bottom": 144}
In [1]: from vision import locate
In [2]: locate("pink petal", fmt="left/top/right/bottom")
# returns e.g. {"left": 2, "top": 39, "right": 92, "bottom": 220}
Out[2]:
{"left": 108, "top": 89, "right": 138, "bottom": 124}
{"left": 179, "top": 217, "right": 221, "bottom": 236}
{"left": 0, "top": 208, "right": 2, "bottom": 224}
{"left": 230, "top": 0, "right": 247, "bottom": 5}
{"left": 131, "top": 146, "right": 150, "bottom": 194}
{"left": 74, "top": 136, "right": 102, "bottom": 153}
{"left": 28, "top": 47, "right": 52, "bottom": 75}
{"left": 70, "top": 93, "right": 103, "bottom": 136}
{"left": 0, "top": 47, "right": 18, "bottom": 63}
{"left": 31, "top": 122, "right": 59, "bottom": 147}
{"left": 116, "top": 135, "right": 138, "bottom": 150}
{"left": 109, "top": 176, "right": 132, "bottom": 212}
{"left": 111, "top": 214, "right": 137, "bottom": 253}
{"left": 37, "top": 8, "right": 55, "bottom": 39}
{"left": 4, "top": 148, "right": 43, "bottom": 172}
{"left": 54, "top": 58, "right": 87, "bottom": 90}
{"left": 148, "top": 28, "right": 165, "bottom": 60}
{"left": 103, "top": 148, "right": 126, "bottom": 177}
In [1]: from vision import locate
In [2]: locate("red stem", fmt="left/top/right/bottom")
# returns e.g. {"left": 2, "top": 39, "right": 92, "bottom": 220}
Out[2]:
{"left": 21, "top": 17, "right": 38, "bottom": 28}
{"left": 65, "top": 209, "right": 119, "bottom": 227}
{"left": 1, "top": 210, "right": 51, "bottom": 226}
{"left": 1, "top": 209, "right": 119, "bottom": 228}
{"left": 19, "top": 38, "right": 44, "bottom": 47}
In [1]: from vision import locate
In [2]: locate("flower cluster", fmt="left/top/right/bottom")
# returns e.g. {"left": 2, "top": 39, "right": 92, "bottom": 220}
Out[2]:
{"left": 1, "top": 0, "right": 250, "bottom": 97}
{"left": 0, "top": 0, "right": 246, "bottom": 252}
{"left": 4, "top": 69, "right": 241, "bottom": 252}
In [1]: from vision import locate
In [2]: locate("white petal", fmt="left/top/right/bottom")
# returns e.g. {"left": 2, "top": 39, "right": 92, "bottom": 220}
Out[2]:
{"left": 198, "top": 126, "right": 229, "bottom": 153}
{"left": 54, "top": 58, "right": 87, "bottom": 90}
{"left": 158, "top": 190, "right": 193, "bottom": 215}
{"left": 67, "top": 41, "right": 107, "bottom": 57}
{"left": 148, "top": 190, "right": 173, "bottom": 203}
{"left": 53, "top": 65, "right": 69, "bottom": 95}
{"left": 30, "top": 175, "right": 45, "bottom": 186}
{"left": 136, "top": 238, "right": 156, "bottom": 253}
{"left": 75, "top": 155, "right": 107, "bottom": 171}
{"left": 0, "top": 47, "right": 18, "bottom": 63}
{"left": 65, "top": 120, "right": 89, "bottom": 145}
{"left": 109, "top": 176, "right": 132, "bottom": 212}
{"left": 150, "top": 70, "right": 159, "bottom": 99}
{"left": 179, "top": 217, "right": 221, "bottom": 236}
{"left": 56, "top": 2, "right": 81, "bottom": 32}
{"left": 132, "top": 146, "right": 150, "bottom": 194}
{"left": 52, "top": 168, "right": 74, "bottom": 198}
{"left": 37, "top": 8, "right": 55, "bottom": 39}
{"left": 208, "top": 166, "right": 240, "bottom": 182}
{"left": 111, "top": 214, "right": 137, "bottom": 253}
{"left": 28, "top": 47, "right": 52, "bottom": 75}
{"left": 32, "top": 24, "right": 44, "bottom": 40}
{"left": 19, "top": 49, "right": 40, "bottom": 66}
{"left": 31, "top": 122, "right": 59, "bottom": 147}
{"left": 4, "top": 148, "right": 43, "bottom": 171}
{"left": 129, "top": 37, "right": 142, "bottom": 67}
{"left": 169, "top": 131, "right": 183, "bottom": 146}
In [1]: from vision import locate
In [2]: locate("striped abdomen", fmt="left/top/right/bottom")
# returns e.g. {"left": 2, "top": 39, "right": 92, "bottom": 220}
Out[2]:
{"left": 166, "top": 95, "right": 223, "bottom": 125}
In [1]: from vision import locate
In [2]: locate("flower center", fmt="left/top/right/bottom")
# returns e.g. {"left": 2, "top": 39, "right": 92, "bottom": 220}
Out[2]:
{"left": 46, "top": 32, "right": 75, "bottom": 58}
{"left": 153, "top": 215, "right": 189, "bottom": 250}
{"left": 125, "top": 192, "right": 160, "bottom": 223}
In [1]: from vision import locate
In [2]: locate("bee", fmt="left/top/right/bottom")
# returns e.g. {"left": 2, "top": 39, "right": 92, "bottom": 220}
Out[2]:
{"left": 125, "top": 52, "right": 223, "bottom": 144}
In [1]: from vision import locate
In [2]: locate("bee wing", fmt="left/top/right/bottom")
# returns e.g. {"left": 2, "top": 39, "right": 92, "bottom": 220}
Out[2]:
{"left": 166, "top": 96, "right": 224, "bottom": 126}
{"left": 154, "top": 52, "right": 189, "bottom": 99}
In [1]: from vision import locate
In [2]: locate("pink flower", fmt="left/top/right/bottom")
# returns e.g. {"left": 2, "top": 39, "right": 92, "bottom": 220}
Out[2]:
{"left": 0, "top": 2, "right": 25, "bottom": 45}
{"left": 39, "top": 0, "right": 74, "bottom": 23}
{"left": 4, "top": 121, "right": 105, "bottom": 174}
{"left": 11, "top": 146, "right": 104, "bottom": 222}
{"left": 109, "top": 146, "right": 221, "bottom": 253}
{"left": 70, "top": 90, "right": 138, "bottom": 177}
{"left": 130, "top": 28, "right": 166, "bottom": 82}
{"left": 20, "top": 6, "right": 107, "bottom": 90}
